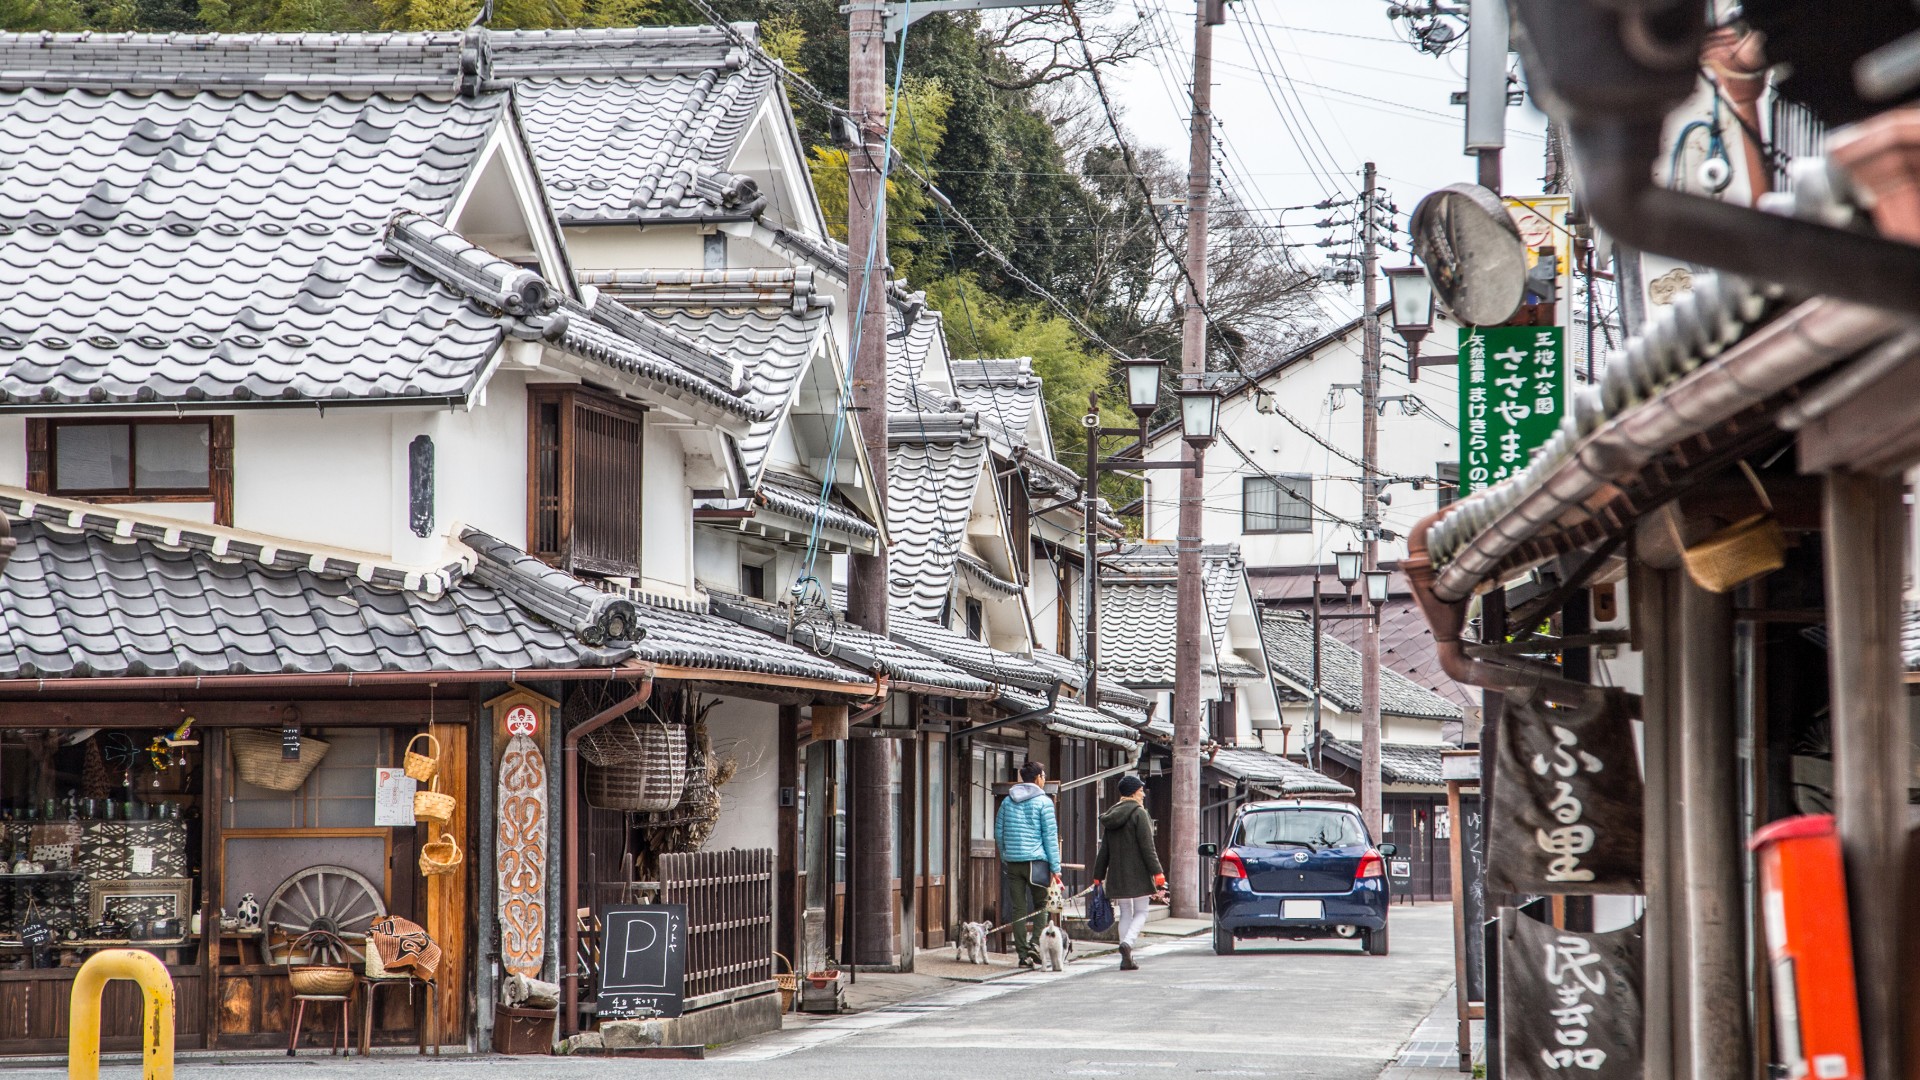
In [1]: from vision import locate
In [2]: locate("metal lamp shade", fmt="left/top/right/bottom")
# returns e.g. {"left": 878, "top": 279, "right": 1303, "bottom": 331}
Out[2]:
{"left": 1384, "top": 264, "right": 1435, "bottom": 337}
{"left": 1335, "top": 549, "right": 1362, "bottom": 585}
{"left": 1124, "top": 357, "right": 1165, "bottom": 417}
{"left": 1364, "top": 569, "right": 1391, "bottom": 605}
{"left": 1176, "top": 385, "right": 1221, "bottom": 448}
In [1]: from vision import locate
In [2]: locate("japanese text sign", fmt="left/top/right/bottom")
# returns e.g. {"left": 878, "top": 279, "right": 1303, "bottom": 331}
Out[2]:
{"left": 597, "top": 904, "right": 687, "bottom": 1019}
{"left": 1489, "top": 687, "right": 1644, "bottom": 895}
{"left": 1460, "top": 325, "right": 1565, "bottom": 497}
{"left": 1500, "top": 912, "right": 1643, "bottom": 1080}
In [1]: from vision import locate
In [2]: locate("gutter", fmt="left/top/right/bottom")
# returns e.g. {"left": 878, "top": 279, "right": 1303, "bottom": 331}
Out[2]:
{"left": 562, "top": 675, "right": 655, "bottom": 1037}
{"left": 0, "top": 396, "right": 471, "bottom": 415}
{"left": 956, "top": 682, "right": 1063, "bottom": 740}
{"left": 0, "top": 664, "right": 650, "bottom": 694}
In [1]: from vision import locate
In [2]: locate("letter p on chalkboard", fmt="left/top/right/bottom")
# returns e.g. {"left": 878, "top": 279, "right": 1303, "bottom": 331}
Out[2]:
{"left": 595, "top": 905, "right": 687, "bottom": 1019}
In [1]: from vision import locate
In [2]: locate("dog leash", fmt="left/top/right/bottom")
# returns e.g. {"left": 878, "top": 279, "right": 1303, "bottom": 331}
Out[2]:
{"left": 971, "top": 885, "right": 1095, "bottom": 938}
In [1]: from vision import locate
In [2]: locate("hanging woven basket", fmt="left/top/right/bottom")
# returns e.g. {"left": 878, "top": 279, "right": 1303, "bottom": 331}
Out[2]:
{"left": 230, "top": 729, "right": 330, "bottom": 793}
{"left": 413, "top": 774, "right": 455, "bottom": 824}
{"left": 582, "top": 719, "right": 687, "bottom": 812}
{"left": 1674, "top": 462, "right": 1787, "bottom": 594}
{"left": 419, "top": 833, "right": 463, "bottom": 876}
{"left": 403, "top": 732, "right": 441, "bottom": 783}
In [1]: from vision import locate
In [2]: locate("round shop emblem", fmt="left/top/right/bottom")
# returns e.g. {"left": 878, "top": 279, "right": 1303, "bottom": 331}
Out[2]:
{"left": 1292, "top": 851, "right": 1309, "bottom": 864}
{"left": 505, "top": 705, "right": 539, "bottom": 737}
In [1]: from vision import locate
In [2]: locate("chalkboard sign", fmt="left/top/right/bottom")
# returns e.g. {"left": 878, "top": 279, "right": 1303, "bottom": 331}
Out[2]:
{"left": 19, "top": 921, "right": 50, "bottom": 948}
{"left": 1498, "top": 909, "right": 1643, "bottom": 1080}
{"left": 1388, "top": 858, "right": 1412, "bottom": 879}
{"left": 597, "top": 905, "right": 686, "bottom": 1020}
{"left": 1460, "top": 792, "right": 1486, "bottom": 1003}
{"left": 281, "top": 725, "right": 301, "bottom": 762}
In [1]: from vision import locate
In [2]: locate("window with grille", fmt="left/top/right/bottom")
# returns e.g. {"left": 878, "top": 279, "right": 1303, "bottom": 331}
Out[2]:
{"left": 28, "top": 417, "right": 234, "bottom": 524}
{"left": 1242, "top": 474, "right": 1312, "bottom": 534}
{"left": 528, "top": 386, "right": 645, "bottom": 577}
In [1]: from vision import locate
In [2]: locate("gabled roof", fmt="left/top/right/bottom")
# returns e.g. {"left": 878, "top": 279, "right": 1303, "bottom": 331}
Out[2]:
{"left": 951, "top": 357, "right": 1043, "bottom": 454}
{"left": 1096, "top": 543, "right": 1257, "bottom": 688}
{"left": 0, "top": 493, "right": 635, "bottom": 680}
{"left": 1207, "top": 746, "right": 1353, "bottom": 798}
{"left": 0, "top": 30, "right": 491, "bottom": 94}
{"left": 1258, "top": 608, "right": 1463, "bottom": 722}
{"left": 583, "top": 267, "right": 833, "bottom": 483}
{"left": 1319, "top": 737, "right": 1445, "bottom": 787}
{"left": 497, "top": 26, "right": 773, "bottom": 226}
{"left": 887, "top": 438, "right": 990, "bottom": 622}
{"left": 1272, "top": 594, "right": 1480, "bottom": 710}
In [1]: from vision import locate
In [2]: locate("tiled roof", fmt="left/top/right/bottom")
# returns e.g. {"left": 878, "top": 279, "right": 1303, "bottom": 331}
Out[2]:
{"left": 0, "top": 30, "right": 489, "bottom": 94}
{"left": 1273, "top": 595, "right": 1480, "bottom": 710}
{"left": 758, "top": 222, "right": 923, "bottom": 313}
{"left": 0, "top": 504, "right": 632, "bottom": 680}
{"left": 997, "top": 688, "right": 1144, "bottom": 750}
{"left": 499, "top": 27, "right": 773, "bottom": 225}
{"left": 887, "top": 438, "right": 988, "bottom": 622}
{"left": 1096, "top": 579, "right": 1178, "bottom": 686}
{"left": 0, "top": 85, "right": 510, "bottom": 407}
{"left": 951, "top": 356, "right": 1041, "bottom": 454}
{"left": 1319, "top": 737, "right": 1445, "bottom": 787}
{"left": 1258, "top": 609, "right": 1463, "bottom": 722}
{"left": 1029, "top": 647, "right": 1087, "bottom": 692}
{"left": 583, "top": 269, "right": 831, "bottom": 482}
{"left": 1207, "top": 746, "right": 1353, "bottom": 798}
{"left": 753, "top": 471, "right": 879, "bottom": 543}
{"left": 709, "top": 595, "right": 994, "bottom": 697}
{"left": 887, "top": 615, "right": 1058, "bottom": 693}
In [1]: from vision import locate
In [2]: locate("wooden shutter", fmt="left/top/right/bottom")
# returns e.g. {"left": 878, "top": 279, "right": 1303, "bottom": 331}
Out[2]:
{"left": 527, "top": 386, "right": 644, "bottom": 577}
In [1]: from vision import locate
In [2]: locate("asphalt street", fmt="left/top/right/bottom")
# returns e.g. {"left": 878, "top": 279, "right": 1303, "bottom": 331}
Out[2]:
{"left": 29, "top": 904, "right": 1456, "bottom": 1080}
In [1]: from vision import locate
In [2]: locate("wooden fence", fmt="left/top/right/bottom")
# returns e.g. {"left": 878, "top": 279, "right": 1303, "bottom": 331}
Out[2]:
{"left": 658, "top": 848, "right": 775, "bottom": 1001}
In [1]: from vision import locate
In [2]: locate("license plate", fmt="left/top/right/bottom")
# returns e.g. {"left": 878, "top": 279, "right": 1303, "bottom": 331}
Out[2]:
{"left": 1281, "top": 900, "right": 1324, "bottom": 920}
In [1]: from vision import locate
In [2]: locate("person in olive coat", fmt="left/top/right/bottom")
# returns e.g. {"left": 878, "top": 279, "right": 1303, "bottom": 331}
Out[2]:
{"left": 1090, "top": 775, "right": 1166, "bottom": 970}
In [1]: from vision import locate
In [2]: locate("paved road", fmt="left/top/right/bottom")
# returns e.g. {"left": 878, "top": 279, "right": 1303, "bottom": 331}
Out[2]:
{"left": 38, "top": 905, "right": 1455, "bottom": 1080}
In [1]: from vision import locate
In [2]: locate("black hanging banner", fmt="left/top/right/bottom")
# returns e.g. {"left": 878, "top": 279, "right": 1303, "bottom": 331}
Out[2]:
{"left": 1498, "top": 911, "right": 1643, "bottom": 1080}
{"left": 1458, "top": 792, "right": 1487, "bottom": 1003}
{"left": 597, "top": 904, "right": 687, "bottom": 1019}
{"left": 1488, "top": 687, "right": 1643, "bottom": 895}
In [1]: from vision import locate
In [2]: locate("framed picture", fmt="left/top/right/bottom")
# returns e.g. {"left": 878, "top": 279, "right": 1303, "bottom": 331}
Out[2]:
{"left": 89, "top": 877, "right": 192, "bottom": 926}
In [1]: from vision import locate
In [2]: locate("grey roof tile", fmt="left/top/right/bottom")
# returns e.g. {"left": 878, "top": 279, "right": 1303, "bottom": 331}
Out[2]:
{"left": 709, "top": 594, "right": 993, "bottom": 697}
{"left": 619, "top": 591, "right": 871, "bottom": 686}
{"left": 886, "top": 437, "right": 988, "bottom": 622}
{"left": 1258, "top": 608, "right": 1462, "bottom": 721}
{"left": 997, "top": 688, "right": 1144, "bottom": 750}
{"left": 1206, "top": 746, "right": 1353, "bottom": 797}
{"left": 887, "top": 615, "right": 1057, "bottom": 693}
{"left": 0, "top": 31, "right": 486, "bottom": 95}
{"left": 1319, "top": 737, "right": 1445, "bottom": 787}
{"left": 756, "top": 471, "right": 878, "bottom": 542}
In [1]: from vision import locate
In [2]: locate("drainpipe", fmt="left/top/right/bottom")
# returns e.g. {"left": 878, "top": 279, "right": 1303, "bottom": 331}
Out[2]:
{"left": 1511, "top": 0, "right": 1920, "bottom": 314}
{"left": 560, "top": 675, "right": 655, "bottom": 1038}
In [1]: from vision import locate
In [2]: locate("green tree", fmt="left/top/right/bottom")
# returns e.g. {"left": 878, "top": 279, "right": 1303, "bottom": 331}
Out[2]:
{"left": 808, "top": 77, "right": 951, "bottom": 285}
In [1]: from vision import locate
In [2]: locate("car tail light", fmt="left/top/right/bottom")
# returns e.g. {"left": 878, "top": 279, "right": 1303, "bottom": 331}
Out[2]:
{"left": 1218, "top": 850, "right": 1248, "bottom": 880}
{"left": 1356, "top": 850, "right": 1385, "bottom": 880}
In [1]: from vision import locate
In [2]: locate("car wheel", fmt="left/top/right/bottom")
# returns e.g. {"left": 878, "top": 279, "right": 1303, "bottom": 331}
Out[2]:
{"left": 1212, "top": 921, "right": 1236, "bottom": 956}
{"left": 1363, "top": 923, "right": 1389, "bottom": 956}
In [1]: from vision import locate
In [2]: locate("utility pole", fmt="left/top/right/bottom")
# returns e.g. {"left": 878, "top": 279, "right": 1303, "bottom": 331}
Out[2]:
{"left": 1170, "top": 0, "right": 1221, "bottom": 922}
{"left": 845, "top": 0, "right": 895, "bottom": 968}
{"left": 1358, "top": 161, "right": 1384, "bottom": 840}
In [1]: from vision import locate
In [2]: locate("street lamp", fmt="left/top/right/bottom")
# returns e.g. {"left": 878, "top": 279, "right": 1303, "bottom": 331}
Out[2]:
{"left": 1334, "top": 548, "right": 1362, "bottom": 587}
{"left": 1383, "top": 263, "right": 1438, "bottom": 382}
{"left": 1123, "top": 357, "right": 1166, "bottom": 420}
{"left": 1363, "top": 568, "right": 1391, "bottom": 605}
{"left": 1175, "top": 381, "right": 1222, "bottom": 450}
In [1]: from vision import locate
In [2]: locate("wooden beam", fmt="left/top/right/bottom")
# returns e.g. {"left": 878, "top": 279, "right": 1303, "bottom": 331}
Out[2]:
{"left": 0, "top": 699, "right": 455, "bottom": 728}
{"left": 1797, "top": 351, "right": 1920, "bottom": 474}
{"left": 647, "top": 665, "right": 881, "bottom": 700}
{"left": 1821, "top": 470, "right": 1908, "bottom": 1080}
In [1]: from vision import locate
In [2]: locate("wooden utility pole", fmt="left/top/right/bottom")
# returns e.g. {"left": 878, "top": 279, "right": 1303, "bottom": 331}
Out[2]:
{"left": 1170, "top": 0, "right": 1220, "bottom": 922}
{"left": 845, "top": 0, "right": 895, "bottom": 967}
{"left": 1359, "top": 161, "right": 1383, "bottom": 840}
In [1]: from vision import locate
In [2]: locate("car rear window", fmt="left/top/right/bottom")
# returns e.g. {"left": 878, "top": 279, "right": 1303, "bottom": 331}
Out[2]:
{"left": 1236, "top": 809, "right": 1365, "bottom": 848}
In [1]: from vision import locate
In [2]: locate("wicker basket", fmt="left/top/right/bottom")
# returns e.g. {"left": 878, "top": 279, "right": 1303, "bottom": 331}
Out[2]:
{"left": 1675, "top": 462, "right": 1787, "bottom": 594}
{"left": 419, "top": 833, "right": 463, "bottom": 877}
{"left": 582, "top": 719, "right": 687, "bottom": 812}
{"left": 414, "top": 775, "right": 455, "bottom": 824}
{"left": 229, "top": 729, "right": 330, "bottom": 793}
{"left": 403, "top": 732, "right": 441, "bottom": 783}
{"left": 288, "top": 931, "right": 355, "bottom": 995}
{"left": 774, "top": 952, "right": 798, "bottom": 1014}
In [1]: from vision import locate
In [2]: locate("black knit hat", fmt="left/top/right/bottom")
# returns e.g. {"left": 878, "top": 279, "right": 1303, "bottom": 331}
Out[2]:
{"left": 1117, "top": 774, "right": 1144, "bottom": 797}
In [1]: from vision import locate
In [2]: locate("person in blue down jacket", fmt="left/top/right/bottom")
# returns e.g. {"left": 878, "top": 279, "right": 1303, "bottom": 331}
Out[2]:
{"left": 995, "top": 760, "right": 1061, "bottom": 968}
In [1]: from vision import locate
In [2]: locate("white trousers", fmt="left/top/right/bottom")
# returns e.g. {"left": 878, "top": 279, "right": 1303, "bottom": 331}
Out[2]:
{"left": 1115, "top": 895, "right": 1152, "bottom": 948}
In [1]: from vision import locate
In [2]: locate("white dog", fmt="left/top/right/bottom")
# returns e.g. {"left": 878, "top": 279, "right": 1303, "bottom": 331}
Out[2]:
{"left": 955, "top": 921, "right": 990, "bottom": 965}
{"left": 1038, "top": 923, "right": 1072, "bottom": 971}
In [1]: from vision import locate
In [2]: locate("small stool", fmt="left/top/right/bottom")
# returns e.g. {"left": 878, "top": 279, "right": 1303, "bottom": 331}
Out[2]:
{"left": 358, "top": 975, "right": 439, "bottom": 1056}
{"left": 289, "top": 994, "right": 352, "bottom": 1057}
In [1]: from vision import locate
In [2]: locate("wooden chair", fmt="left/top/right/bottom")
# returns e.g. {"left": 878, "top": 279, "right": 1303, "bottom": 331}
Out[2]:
{"left": 288, "top": 993, "right": 352, "bottom": 1057}
{"left": 358, "top": 974, "right": 439, "bottom": 1056}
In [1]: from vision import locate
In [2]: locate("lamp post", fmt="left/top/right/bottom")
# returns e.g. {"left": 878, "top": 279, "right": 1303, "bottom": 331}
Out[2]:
{"left": 1385, "top": 263, "right": 1455, "bottom": 383}
{"left": 1310, "top": 550, "right": 1384, "bottom": 774}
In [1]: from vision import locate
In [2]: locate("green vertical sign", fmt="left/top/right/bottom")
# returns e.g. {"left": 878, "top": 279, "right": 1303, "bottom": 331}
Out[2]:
{"left": 1460, "top": 325, "right": 1564, "bottom": 498}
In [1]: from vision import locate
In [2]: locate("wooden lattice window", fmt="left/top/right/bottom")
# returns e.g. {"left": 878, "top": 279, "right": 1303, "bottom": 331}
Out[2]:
{"left": 27, "top": 416, "right": 234, "bottom": 526}
{"left": 527, "top": 386, "right": 644, "bottom": 577}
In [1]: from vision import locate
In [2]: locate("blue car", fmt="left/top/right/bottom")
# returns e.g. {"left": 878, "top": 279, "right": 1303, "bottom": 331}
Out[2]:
{"left": 1199, "top": 800, "right": 1396, "bottom": 956}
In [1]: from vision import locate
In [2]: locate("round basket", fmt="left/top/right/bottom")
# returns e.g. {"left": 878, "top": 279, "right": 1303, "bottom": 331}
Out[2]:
{"left": 419, "top": 834, "right": 463, "bottom": 877}
{"left": 230, "top": 729, "right": 330, "bottom": 793}
{"left": 403, "top": 732, "right": 441, "bottom": 783}
{"left": 582, "top": 720, "right": 687, "bottom": 812}
{"left": 288, "top": 931, "right": 355, "bottom": 995}
{"left": 414, "top": 776, "right": 455, "bottom": 824}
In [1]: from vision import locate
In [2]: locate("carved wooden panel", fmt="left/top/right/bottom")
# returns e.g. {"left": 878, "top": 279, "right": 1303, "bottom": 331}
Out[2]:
{"left": 497, "top": 732, "right": 548, "bottom": 979}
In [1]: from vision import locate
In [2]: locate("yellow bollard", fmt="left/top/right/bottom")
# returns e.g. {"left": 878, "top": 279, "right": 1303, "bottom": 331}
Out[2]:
{"left": 68, "top": 949, "right": 174, "bottom": 1080}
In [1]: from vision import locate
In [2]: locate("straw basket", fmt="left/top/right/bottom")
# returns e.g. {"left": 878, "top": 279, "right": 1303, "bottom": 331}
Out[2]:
{"left": 774, "top": 953, "right": 798, "bottom": 1014}
{"left": 1674, "top": 462, "right": 1786, "bottom": 594}
{"left": 287, "top": 931, "right": 355, "bottom": 995}
{"left": 581, "top": 718, "right": 687, "bottom": 813}
{"left": 413, "top": 775, "right": 455, "bottom": 824}
{"left": 403, "top": 732, "right": 441, "bottom": 783}
{"left": 229, "top": 729, "right": 330, "bottom": 792}
{"left": 419, "top": 834, "right": 463, "bottom": 877}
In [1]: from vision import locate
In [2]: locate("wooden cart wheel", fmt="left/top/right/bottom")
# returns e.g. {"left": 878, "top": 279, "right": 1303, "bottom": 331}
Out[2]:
{"left": 263, "top": 865, "right": 386, "bottom": 965}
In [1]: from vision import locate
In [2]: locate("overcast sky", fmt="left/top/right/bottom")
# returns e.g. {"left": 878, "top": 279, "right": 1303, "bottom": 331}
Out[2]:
{"left": 1103, "top": 0, "right": 1550, "bottom": 320}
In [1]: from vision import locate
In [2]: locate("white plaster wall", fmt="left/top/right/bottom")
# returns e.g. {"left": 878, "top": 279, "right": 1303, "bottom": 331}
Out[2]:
{"left": 561, "top": 227, "right": 705, "bottom": 273}
{"left": 702, "top": 697, "right": 782, "bottom": 853}
{"left": 236, "top": 410, "right": 394, "bottom": 554}
{"left": 389, "top": 371, "right": 529, "bottom": 565}
{"left": 641, "top": 419, "right": 693, "bottom": 596}
{"left": 1141, "top": 320, "right": 1463, "bottom": 570}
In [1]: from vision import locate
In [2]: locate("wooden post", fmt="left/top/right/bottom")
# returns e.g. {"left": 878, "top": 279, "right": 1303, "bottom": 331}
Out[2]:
{"left": 1821, "top": 471, "right": 1908, "bottom": 1080}
{"left": 1677, "top": 577, "right": 1749, "bottom": 1080}
{"left": 1632, "top": 562, "right": 1681, "bottom": 1080}
{"left": 425, "top": 722, "right": 468, "bottom": 1046}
